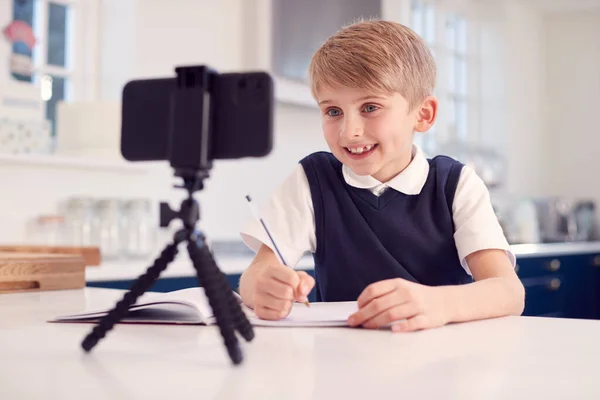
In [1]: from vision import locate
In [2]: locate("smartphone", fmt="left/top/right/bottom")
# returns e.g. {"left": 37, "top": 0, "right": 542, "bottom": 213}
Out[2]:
{"left": 120, "top": 69, "right": 274, "bottom": 164}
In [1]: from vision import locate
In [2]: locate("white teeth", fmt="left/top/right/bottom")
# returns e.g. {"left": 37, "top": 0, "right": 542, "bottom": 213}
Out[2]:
{"left": 347, "top": 145, "right": 374, "bottom": 154}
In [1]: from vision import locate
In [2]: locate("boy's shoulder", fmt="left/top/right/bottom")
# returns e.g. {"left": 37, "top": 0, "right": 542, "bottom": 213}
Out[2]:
{"left": 427, "top": 153, "right": 464, "bottom": 165}
{"left": 426, "top": 153, "right": 465, "bottom": 173}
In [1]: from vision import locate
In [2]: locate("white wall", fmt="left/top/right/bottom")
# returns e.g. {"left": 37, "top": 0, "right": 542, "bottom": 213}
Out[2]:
{"left": 97, "top": 0, "right": 138, "bottom": 101}
{"left": 98, "top": 0, "right": 246, "bottom": 101}
{"left": 134, "top": 0, "right": 244, "bottom": 77}
{"left": 477, "top": 0, "right": 548, "bottom": 197}
{"left": 544, "top": 10, "right": 600, "bottom": 203}
{"left": 503, "top": 1, "right": 548, "bottom": 196}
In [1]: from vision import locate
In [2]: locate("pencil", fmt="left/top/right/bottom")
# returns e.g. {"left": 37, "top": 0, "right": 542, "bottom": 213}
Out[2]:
{"left": 245, "top": 195, "right": 310, "bottom": 307}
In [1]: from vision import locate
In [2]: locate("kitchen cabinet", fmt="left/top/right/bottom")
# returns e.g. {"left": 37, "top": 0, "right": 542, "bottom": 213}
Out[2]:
{"left": 588, "top": 254, "right": 600, "bottom": 318}
{"left": 516, "top": 252, "right": 600, "bottom": 319}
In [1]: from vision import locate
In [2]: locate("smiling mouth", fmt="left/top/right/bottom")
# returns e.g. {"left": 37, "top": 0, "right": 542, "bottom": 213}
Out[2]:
{"left": 345, "top": 144, "right": 378, "bottom": 155}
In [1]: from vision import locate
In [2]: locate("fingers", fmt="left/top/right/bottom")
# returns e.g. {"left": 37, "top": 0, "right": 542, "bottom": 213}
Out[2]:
{"left": 269, "top": 265, "right": 301, "bottom": 288}
{"left": 262, "top": 279, "right": 295, "bottom": 300}
{"left": 254, "top": 266, "right": 313, "bottom": 320}
{"left": 361, "top": 302, "right": 419, "bottom": 329}
{"left": 253, "top": 285, "right": 294, "bottom": 320}
{"left": 356, "top": 280, "right": 401, "bottom": 308}
{"left": 256, "top": 265, "right": 299, "bottom": 299}
{"left": 295, "top": 271, "right": 315, "bottom": 302}
{"left": 391, "top": 315, "right": 429, "bottom": 332}
{"left": 254, "top": 290, "right": 294, "bottom": 311}
{"left": 348, "top": 293, "right": 415, "bottom": 327}
{"left": 254, "top": 305, "right": 291, "bottom": 320}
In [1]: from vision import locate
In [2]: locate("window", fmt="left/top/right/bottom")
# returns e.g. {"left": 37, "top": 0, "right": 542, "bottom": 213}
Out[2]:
{"left": 410, "top": 0, "right": 435, "bottom": 46}
{"left": 409, "top": 0, "right": 479, "bottom": 154}
{"left": 446, "top": 13, "right": 468, "bottom": 141}
{"left": 10, "top": 0, "right": 91, "bottom": 137}
{"left": 410, "top": 0, "right": 437, "bottom": 154}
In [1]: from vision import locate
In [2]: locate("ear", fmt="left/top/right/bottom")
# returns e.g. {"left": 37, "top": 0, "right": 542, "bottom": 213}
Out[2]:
{"left": 414, "top": 96, "right": 438, "bottom": 133}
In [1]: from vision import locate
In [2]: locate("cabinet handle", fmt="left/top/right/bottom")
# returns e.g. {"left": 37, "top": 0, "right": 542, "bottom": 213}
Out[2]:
{"left": 593, "top": 256, "right": 600, "bottom": 267}
{"left": 547, "top": 278, "right": 561, "bottom": 291}
{"left": 546, "top": 259, "right": 561, "bottom": 272}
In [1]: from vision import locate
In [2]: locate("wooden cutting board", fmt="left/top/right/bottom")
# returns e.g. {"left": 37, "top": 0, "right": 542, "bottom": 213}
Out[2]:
{"left": 0, "top": 252, "right": 85, "bottom": 293}
{"left": 0, "top": 245, "right": 100, "bottom": 266}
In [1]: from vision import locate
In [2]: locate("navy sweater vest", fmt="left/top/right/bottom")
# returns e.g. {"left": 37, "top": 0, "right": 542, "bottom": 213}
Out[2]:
{"left": 299, "top": 152, "right": 473, "bottom": 302}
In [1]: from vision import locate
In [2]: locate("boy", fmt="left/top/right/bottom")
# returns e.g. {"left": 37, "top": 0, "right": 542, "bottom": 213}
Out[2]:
{"left": 238, "top": 20, "right": 525, "bottom": 332}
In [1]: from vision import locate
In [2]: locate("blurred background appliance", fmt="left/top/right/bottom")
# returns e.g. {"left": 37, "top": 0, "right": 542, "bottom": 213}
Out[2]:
{"left": 534, "top": 198, "right": 598, "bottom": 243}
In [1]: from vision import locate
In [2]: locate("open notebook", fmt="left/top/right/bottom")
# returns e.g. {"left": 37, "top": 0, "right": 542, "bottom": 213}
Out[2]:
{"left": 50, "top": 287, "right": 358, "bottom": 327}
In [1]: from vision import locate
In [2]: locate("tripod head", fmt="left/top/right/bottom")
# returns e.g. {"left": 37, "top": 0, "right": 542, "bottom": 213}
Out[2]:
{"left": 159, "top": 176, "right": 205, "bottom": 232}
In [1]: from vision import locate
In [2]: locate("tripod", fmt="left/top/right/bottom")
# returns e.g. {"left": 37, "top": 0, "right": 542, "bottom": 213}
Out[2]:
{"left": 80, "top": 172, "right": 255, "bottom": 365}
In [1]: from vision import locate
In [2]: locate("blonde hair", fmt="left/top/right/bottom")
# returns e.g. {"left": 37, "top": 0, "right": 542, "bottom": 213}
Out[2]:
{"left": 308, "top": 20, "right": 436, "bottom": 109}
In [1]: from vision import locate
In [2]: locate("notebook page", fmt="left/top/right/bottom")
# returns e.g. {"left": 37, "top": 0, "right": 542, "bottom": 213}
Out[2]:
{"left": 245, "top": 301, "right": 358, "bottom": 327}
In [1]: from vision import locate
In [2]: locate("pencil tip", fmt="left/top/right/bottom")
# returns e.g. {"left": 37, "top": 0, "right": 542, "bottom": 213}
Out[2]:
{"left": 245, "top": 195, "right": 252, "bottom": 202}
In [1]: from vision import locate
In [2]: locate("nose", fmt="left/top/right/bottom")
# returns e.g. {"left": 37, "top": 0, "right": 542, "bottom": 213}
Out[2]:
{"left": 340, "top": 115, "right": 363, "bottom": 139}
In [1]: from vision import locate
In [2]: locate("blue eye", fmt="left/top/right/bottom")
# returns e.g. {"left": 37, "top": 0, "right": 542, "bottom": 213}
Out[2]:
{"left": 363, "top": 104, "right": 379, "bottom": 113}
{"left": 326, "top": 108, "right": 342, "bottom": 117}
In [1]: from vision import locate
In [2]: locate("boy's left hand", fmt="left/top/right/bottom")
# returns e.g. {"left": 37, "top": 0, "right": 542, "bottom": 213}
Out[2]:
{"left": 347, "top": 278, "right": 449, "bottom": 332}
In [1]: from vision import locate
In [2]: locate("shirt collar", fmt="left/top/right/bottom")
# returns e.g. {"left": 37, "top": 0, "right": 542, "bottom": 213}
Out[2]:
{"left": 341, "top": 144, "right": 430, "bottom": 195}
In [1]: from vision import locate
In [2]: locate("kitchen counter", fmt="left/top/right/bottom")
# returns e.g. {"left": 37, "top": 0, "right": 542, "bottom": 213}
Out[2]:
{"left": 85, "top": 241, "right": 600, "bottom": 282}
{"left": 2, "top": 287, "right": 600, "bottom": 399}
{"left": 510, "top": 241, "right": 600, "bottom": 258}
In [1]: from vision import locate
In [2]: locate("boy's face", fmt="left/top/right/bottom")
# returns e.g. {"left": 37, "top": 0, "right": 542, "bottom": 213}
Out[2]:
{"left": 316, "top": 85, "right": 437, "bottom": 182}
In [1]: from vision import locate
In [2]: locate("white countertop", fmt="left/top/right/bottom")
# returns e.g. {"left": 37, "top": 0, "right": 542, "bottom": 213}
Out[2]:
{"left": 1, "top": 287, "right": 599, "bottom": 399}
{"left": 86, "top": 241, "right": 600, "bottom": 282}
{"left": 510, "top": 241, "right": 600, "bottom": 257}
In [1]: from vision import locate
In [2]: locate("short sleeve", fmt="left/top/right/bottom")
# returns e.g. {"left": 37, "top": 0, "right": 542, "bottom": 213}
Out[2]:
{"left": 452, "top": 165, "right": 516, "bottom": 275}
{"left": 240, "top": 163, "right": 316, "bottom": 267}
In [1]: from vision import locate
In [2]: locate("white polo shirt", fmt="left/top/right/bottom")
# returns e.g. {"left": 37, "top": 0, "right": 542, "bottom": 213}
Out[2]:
{"left": 240, "top": 144, "right": 515, "bottom": 276}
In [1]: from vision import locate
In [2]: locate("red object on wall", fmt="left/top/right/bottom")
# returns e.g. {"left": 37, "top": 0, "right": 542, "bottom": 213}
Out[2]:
{"left": 2, "top": 20, "right": 36, "bottom": 49}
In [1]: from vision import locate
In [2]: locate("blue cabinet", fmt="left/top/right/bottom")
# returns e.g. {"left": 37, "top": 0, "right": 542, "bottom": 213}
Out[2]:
{"left": 516, "top": 252, "right": 600, "bottom": 319}
{"left": 590, "top": 254, "right": 600, "bottom": 319}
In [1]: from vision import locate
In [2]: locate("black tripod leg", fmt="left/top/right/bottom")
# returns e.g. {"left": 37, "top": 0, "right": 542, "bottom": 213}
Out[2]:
{"left": 190, "top": 234, "right": 254, "bottom": 341}
{"left": 194, "top": 236, "right": 254, "bottom": 342}
{"left": 186, "top": 235, "right": 252, "bottom": 365}
{"left": 226, "top": 286, "right": 255, "bottom": 342}
{"left": 81, "top": 233, "right": 185, "bottom": 352}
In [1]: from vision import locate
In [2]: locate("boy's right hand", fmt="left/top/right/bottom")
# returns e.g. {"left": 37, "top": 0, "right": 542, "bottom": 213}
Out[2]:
{"left": 252, "top": 264, "right": 315, "bottom": 320}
